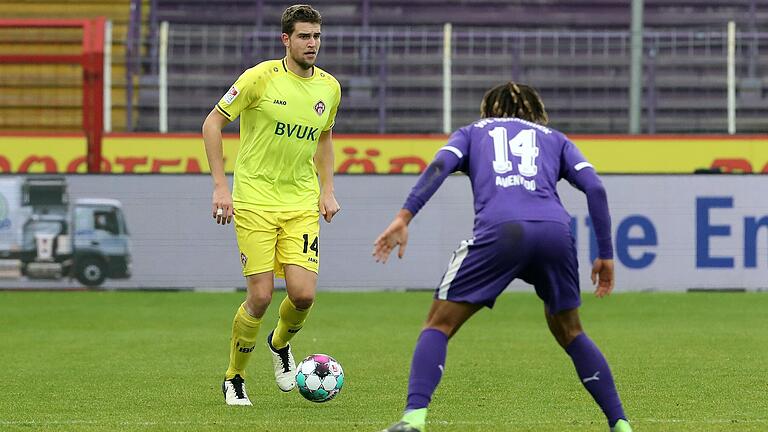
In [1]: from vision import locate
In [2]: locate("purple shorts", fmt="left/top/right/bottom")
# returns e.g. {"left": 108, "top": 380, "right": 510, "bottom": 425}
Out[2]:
{"left": 435, "top": 220, "right": 580, "bottom": 314}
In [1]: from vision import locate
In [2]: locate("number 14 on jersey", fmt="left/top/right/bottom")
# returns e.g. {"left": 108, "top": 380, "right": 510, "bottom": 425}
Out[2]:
{"left": 489, "top": 127, "right": 539, "bottom": 177}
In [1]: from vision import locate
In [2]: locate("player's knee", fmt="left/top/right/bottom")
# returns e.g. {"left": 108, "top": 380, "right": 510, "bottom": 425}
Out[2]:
{"left": 246, "top": 290, "right": 273, "bottom": 310}
{"left": 546, "top": 308, "right": 582, "bottom": 347}
{"left": 423, "top": 324, "right": 453, "bottom": 338}
{"left": 551, "top": 325, "right": 583, "bottom": 348}
{"left": 563, "top": 318, "right": 583, "bottom": 343}
{"left": 290, "top": 294, "right": 315, "bottom": 311}
{"left": 559, "top": 329, "right": 583, "bottom": 348}
{"left": 424, "top": 317, "right": 460, "bottom": 338}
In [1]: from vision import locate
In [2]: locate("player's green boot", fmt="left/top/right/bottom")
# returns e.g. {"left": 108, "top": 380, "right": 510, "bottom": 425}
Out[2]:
{"left": 380, "top": 421, "right": 422, "bottom": 432}
{"left": 380, "top": 408, "right": 426, "bottom": 432}
{"left": 611, "top": 419, "right": 633, "bottom": 432}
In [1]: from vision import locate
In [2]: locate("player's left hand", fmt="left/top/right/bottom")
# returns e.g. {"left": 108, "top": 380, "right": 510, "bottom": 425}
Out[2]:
{"left": 319, "top": 191, "right": 340, "bottom": 223}
{"left": 373, "top": 217, "right": 409, "bottom": 263}
{"left": 591, "top": 258, "right": 615, "bottom": 297}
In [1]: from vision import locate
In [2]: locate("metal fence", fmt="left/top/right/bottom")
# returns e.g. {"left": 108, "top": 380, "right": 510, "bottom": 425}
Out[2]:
{"left": 131, "top": 25, "right": 768, "bottom": 134}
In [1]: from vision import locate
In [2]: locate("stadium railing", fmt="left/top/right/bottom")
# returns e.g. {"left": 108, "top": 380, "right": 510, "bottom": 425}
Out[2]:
{"left": 125, "top": 25, "right": 767, "bottom": 134}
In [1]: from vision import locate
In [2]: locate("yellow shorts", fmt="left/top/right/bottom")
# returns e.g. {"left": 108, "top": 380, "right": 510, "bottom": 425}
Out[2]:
{"left": 234, "top": 208, "right": 320, "bottom": 278}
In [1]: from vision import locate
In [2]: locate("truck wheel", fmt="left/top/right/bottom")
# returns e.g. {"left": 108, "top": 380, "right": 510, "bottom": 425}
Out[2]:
{"left": 75, "top": 257, "right": 107, "bottom": 287}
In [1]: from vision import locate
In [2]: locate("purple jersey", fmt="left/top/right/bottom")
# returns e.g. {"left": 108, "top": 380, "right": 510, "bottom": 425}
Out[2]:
{"left": 403, "top": 117, "right": 612, "bottom": 258}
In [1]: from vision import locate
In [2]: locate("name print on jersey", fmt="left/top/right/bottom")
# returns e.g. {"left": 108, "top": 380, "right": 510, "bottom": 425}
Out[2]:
{"left": 496, "top": 174, "right": 537, "bottom": 191}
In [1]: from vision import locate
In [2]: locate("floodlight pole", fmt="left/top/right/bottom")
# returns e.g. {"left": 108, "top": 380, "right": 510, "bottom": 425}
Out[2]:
{"left": 727, "top": 21, "right": 736, "bottom": 135}
{"left": 629, "top": 0, "right": 644, "bottom": 134}
{"left": 159, "top": 21, "right": 169, "bottom": 133}
{"left": 103, "top": 20, "right": 112, "bottom": 133}
{"left": 443, "top": 23, "right": 452, "bottom": 134}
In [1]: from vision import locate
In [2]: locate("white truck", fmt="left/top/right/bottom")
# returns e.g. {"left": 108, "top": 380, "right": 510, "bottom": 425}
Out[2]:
{"left": 0, "top": 176, "right": 131, "bottom": 287}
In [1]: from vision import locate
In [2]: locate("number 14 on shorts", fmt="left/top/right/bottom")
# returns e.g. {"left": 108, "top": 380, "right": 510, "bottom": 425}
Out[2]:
{"left": 302, "top": 234, "right": 318, "bottom": 256}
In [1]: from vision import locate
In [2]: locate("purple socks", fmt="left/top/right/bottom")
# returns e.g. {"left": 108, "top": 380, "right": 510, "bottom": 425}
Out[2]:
{"left": 403, "top": 328, "right": 626, "bottom": 427}
{"left": 405, "top": 328, "right": 448, "bottom": 410}
{"left": 566, "top": 333, "right": 627, "bottom": 427}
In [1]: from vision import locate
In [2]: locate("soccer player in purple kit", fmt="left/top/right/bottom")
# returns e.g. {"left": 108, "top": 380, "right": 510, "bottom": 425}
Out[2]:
{"left": 373, "top": 82, "right": 632, "bottom": 432}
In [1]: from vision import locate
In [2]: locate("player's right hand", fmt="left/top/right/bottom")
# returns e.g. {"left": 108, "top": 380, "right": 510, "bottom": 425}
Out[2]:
{"left": 212, "top": 185, "right": 234, "bottom": 225}
{"left": 591, "top": 258, "right": 615, "bottom": 297}
{"left": 373, "top": 217, "right": 409, "bottom": 263}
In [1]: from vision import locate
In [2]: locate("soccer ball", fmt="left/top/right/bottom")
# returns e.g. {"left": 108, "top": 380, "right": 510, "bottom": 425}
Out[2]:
{"left": 295, "top": 354, "right": 344, "bottom": 403}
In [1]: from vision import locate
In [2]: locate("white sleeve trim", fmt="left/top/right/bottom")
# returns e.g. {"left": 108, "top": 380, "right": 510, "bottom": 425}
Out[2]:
{"left": 574, "top": 161, "right": 594, "bottom": 171}
{"left": 440, "top": 146, "right": 464, "bottom": 159}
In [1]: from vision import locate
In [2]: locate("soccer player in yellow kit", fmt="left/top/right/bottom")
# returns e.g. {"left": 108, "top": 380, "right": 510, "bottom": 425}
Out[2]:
{"left": 201, "top": 4, "right": 341, "bottom": 406}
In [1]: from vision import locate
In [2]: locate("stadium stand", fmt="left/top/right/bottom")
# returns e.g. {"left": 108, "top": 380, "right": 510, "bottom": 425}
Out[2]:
{"left": 0, "top": 0, "right": 149, "bottom": 131}
{"left": 152, "top": 0, "right": 767, "bottom": 30}
{"left": 139, "top": 0, "right": 767, "bottom": 133}
{"left": 1, "top": 0, "right": 765, "bottom": 133}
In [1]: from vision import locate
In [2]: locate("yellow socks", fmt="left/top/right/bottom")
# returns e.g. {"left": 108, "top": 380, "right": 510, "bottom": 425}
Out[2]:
{"left": 225, "top": 297, "right": 312, "bottom": 378}
{"left": 270, "top": 296, "right": 312, "bottom": 349}
{"left": 225, "top": 303, "right": 262, "bottom": 380}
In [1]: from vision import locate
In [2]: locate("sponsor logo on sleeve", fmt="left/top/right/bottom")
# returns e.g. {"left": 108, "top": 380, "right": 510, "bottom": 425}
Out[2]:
{"left": 223, "top": 86, "right": 239, "bottom": 104}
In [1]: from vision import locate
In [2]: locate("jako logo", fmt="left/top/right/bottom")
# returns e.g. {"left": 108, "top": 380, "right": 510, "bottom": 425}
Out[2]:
{"left": 274, "top": 121, "right": 318, "bottom": 141}
{"left": 238, "top": 345, "right": 255, "bottom": 353}
{"left": 273, "top": 99, "right": 287, "bottom": 105}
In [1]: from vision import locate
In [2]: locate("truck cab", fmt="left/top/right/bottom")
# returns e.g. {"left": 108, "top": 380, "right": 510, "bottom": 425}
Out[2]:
{"left": 0, "top": 176, "right": 132, "bottom": 287}
{"left": 72, "top": 199, "right": 132, "bottom": 286}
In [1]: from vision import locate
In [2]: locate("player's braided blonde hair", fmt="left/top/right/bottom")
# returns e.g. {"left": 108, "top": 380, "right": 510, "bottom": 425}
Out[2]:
{"left": 480, "top": 82, "right": 549, "bottom": 125}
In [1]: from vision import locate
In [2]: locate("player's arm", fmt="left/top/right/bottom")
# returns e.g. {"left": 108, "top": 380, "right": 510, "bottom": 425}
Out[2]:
{"left": 203, "top": 69, "right": 256, "bottom": 225}
{"left": 202, "top": 108, "right": 233, "bottom": 225}
{"left": 570, "top": 166, "right": 615, "bottom": 297}
{"left": 373, "top": 150, "right": 460, "bottom": 263}
{"left": 560, "top": 137, "right": 615, "bottom": 296}
{"left": 314, "top": 129, "right": 340, "bottom": 223}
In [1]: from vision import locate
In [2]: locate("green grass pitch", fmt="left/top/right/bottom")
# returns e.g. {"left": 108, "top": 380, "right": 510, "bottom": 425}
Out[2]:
{"left": 1, "top": 291, "right": 766, "bottom": 431}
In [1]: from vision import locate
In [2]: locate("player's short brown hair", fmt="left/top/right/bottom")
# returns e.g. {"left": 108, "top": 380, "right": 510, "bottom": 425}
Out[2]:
{"left": 480, "top": 82, "right": 549, "bottom": 125}
{"left": 281, "top": 4, "right": 322, "bottom": 35}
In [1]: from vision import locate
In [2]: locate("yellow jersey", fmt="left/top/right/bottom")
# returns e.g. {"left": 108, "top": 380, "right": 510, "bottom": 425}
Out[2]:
{"left": 215, "top": 58, "right": 341, "bottom": 211}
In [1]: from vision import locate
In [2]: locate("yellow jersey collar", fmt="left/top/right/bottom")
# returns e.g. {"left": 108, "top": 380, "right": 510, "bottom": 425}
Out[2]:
{"left": 282, "top": 57, "right": 315, "bottom": 80}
